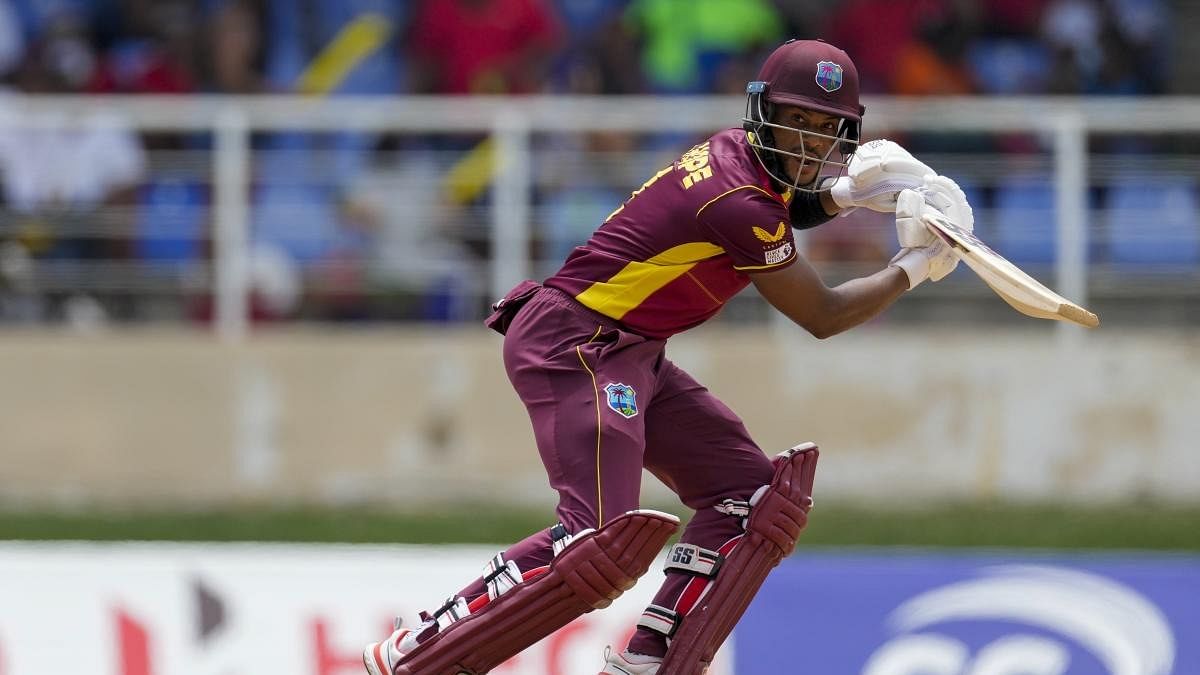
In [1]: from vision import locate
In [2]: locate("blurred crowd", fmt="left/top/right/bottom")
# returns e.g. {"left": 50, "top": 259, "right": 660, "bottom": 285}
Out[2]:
{"left": 0, "top": 0, "right": 1170, "bottom": 98}
{"left": 0, "top": 0, "right": 1185, "bottom": 326}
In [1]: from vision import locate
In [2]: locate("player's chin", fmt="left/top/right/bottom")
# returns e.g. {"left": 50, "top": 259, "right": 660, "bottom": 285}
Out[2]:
{"left": 795, "top": 166, "right": 821, "bottom": 188}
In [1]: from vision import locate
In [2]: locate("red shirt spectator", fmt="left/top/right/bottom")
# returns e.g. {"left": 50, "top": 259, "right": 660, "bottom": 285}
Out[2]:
{"left": 88, "top": 46, "right": 196, "bottom": 94}
{"left": 408, "top": 0, "right": 563, "bottom": 94}
{"left": 983, "top": 0, "right": 1051, "bottom": 34}
{"left": 826, "top": 0, "right": 944, "bottom": 93}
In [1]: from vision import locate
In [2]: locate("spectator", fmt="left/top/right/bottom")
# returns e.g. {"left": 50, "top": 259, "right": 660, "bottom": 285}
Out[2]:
{"left": 224, "top": 0, "right": 409, "bottom": 321}
{"left": 891, "top": 3, "right": 978, "bottom": 96}
{"left": 980, "top": 0, "right": 1051, "bottom": 36}
{"left": 1040, "top": 0, "right": 1167, "bottom": 96}
{"left": 1041, "top": 0, "right": 1104, "bottom": 87}
{"left": 538, "top": 130, "right": 634, "bottom": 270}
{"left": 262, "top": 0, "right": 405, "bottom": 96}
{"left": 826, "top": 0, "right": 943, "bottom": 93}
{"left": 0, "top": 0, "right": 24, "bottom": 78}
{"left": 204, "top": 0, "right": 266, "bottom": 94}
{"left": 88, "top": 0, "right": 198, "bottom": 95}
{"left": 622, "top": 0, "right": 783, "bottom": 93}
{"left": 1090, "top": 0, "right": 1167, "bottom": 95}
{"left": 0, "top": 12, "right": 146, "bottom": 321}
{"left": 340, "top": 145, "right": 481, "bottom": 321}
{"left": 768, "top": 0, "right": 840, "bottom": 39}
{"left": 407, "top": 0, "right": 564, "bottom": 94}
{"left": 550, "top": 0, "right": 642, "bottom": 93}
{"left": 6, "top": 0, "right": 100, "bottom": 43}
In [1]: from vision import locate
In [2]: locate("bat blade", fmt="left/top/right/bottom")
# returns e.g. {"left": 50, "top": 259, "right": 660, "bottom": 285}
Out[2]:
{"left": 921, "top": 212, "right": 1100, "bottom": 328}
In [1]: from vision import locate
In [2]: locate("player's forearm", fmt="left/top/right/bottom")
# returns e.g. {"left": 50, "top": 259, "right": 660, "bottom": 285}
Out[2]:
{"left": 815, "top": 266, "right": 909, "bottom": 337}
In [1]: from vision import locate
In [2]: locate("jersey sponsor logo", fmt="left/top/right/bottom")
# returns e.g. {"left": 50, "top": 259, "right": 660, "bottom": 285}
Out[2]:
{"left": 752, "top": 222, "right": 788, "bottom": 243}
{"left": 815, "top": 61, "right": 843, "bottom": 93}
{"left": 764, "top": 241, "right": 794, "bottom": 265}
{"left": 603, "top": 383, "right": 638, "bottom": 418}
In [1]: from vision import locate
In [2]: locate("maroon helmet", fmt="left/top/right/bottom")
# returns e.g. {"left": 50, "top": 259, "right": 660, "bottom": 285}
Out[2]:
{"left": 743, "top": 39, "right": 866, "bottom": 192}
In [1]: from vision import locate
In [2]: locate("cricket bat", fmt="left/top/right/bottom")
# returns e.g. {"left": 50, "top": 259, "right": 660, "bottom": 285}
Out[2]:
{"left": 920, "top": 211, "right": 1100, "bottom": 328}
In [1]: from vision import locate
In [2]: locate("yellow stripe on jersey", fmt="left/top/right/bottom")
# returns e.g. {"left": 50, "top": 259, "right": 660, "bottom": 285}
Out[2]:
{"left": 575, "top": 242, "right": 726, "bottom": 319}
{"left": 695, "top": 184, "right": 783, "bottom": 220}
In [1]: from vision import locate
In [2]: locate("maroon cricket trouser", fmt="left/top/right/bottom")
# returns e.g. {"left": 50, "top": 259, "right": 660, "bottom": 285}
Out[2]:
{"left": 458, "top": 285, "right": 774, "bottom": 657}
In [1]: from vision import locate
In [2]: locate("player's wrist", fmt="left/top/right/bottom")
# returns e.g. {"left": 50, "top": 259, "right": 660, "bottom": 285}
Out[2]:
{"left": 827, "top": 176, "right": 854, "bottom": 210}
{"left": 888, "top": 248, "right": 930, "bottom": 289}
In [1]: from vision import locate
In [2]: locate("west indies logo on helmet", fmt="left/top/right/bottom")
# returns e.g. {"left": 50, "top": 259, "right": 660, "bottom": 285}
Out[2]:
{"left": 743, "top": 39, "right": 865, "bottom": 193}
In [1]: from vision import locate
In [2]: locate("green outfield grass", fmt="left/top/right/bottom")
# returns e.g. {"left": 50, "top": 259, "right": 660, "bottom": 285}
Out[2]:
{"left": 1, "top": 502, "right": 1198, "bottom": 550}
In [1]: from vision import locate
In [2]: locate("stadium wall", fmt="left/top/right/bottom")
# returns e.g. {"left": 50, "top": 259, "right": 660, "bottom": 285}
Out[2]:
{"left": 2, "top": 327, "right": 1196, "bottom": 507}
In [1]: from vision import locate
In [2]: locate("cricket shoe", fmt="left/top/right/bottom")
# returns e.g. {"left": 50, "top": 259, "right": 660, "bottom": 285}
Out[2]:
{"left": 598, "top": 647, "right": 663, "bottom": 674}
{"left": 363, "top": 618, "right": 424, "bottom": 675}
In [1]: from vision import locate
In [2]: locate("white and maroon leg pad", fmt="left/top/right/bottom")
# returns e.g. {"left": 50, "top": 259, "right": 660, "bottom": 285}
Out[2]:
{"left": 393, "top": 509, "right": 679, "bottom": 675}
{"left": 658, "top": 443, "right": 818, "bottom": 675}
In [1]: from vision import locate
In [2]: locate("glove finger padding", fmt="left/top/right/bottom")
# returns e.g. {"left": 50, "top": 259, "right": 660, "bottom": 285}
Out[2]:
{"left": 891, "top": 189, "right": 961, "bottom": 287}
{"left": 895, "top": 189, "right": 935, "bottom": 248}
{"left": 921, "top": 174, "right": 974, "bottom": 233}
{"left": 852, "top": 139, "right": 936, "bottom": 182}
{"left": 849, "top": 139, "right": 935, "bottom": 194}
{"left": 831, "top": 139, "right": 934, "bottom": 213}
{"left": 878, "top": 156, "right": 935, "bottom": 185}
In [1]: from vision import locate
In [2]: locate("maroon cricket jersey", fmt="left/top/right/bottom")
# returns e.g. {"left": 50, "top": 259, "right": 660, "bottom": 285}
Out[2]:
{"left": 544, "top": 128, "right": 798, "bottom": 339}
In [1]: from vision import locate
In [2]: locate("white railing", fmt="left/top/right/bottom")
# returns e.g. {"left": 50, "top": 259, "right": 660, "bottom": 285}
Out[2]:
{"left": 3, "top": 95, "right": 1200, "bottom": 340}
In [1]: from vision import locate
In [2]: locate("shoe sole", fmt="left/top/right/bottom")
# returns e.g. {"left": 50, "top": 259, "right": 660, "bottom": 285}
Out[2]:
{"left": 363, "top": 642, "right": 387, "bottom": 675}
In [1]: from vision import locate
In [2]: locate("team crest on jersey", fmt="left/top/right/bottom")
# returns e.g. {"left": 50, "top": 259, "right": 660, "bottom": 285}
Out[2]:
{"left": 604, "top": 383, "right": 638, "bottom": 419}
{"left": 765, "top": 241, "right": 794, "bottom": 265}
{"left": 815, "top": 61, "right": 843, "bottom": 93}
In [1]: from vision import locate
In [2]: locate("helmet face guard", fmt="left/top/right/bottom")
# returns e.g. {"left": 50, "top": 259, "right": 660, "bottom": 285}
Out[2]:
{"left": 741, "top": 40, "right": 865, "bottom": 194}
{"left": 743, "top": 80, "right": 859, "bottom": 194}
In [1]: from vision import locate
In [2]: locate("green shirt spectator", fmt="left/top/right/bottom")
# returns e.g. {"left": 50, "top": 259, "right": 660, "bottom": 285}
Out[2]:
{"left": 625, "top": 0, "right": 783, "bottom": 92}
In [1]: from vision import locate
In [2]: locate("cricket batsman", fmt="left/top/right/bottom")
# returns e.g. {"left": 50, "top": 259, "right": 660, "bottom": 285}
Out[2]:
{"left": 364, "top": 38, "right": 974, "bottom": 675}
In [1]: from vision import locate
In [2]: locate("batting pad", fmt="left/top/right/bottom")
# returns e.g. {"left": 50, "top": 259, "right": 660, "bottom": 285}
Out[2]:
{"left": 660, "top": 443, "right": 818, "bottom": 675}
{"left": 394, "top": 509, "right": 679, "bottom": 675}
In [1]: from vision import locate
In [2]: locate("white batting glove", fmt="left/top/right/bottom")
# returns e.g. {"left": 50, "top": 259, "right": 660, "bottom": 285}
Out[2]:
{"left": 895, "top": 178, "right": 975, "bottom": 249}
{"left": 889, "top": 242, "right": 960, "bottom": 289}
{"left": 895, "top": 189, "right": 935, "bottom": 248}
{"left": 828, "top": 139, "right": 935, "bottom": 213}
{"left": 890, "top": 189, "right": 960, "bottom": 288}
{"left": 920, "top": 174, "right": 974, "bottom": 236}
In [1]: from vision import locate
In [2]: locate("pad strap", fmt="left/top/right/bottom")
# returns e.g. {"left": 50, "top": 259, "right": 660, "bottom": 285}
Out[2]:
{"left": 550, "top": 522, "right": 595, "bottom": 557}
{"left": 714, "top": 497, "right": 753, "bottom": 529}
{"left": 712, "top": 499, "right": 751, "bottom": 519}
{"left": 431, "top": 596, "right": 470, "bottom": 631}
{"left": 637, "top": 604, "right": 682, "bottom": 638}
{"left": 483, "top": 554, "right": 522, "bottom": 601}
{"left": 664, "top": 543, "right": 724, "bottom": 579}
